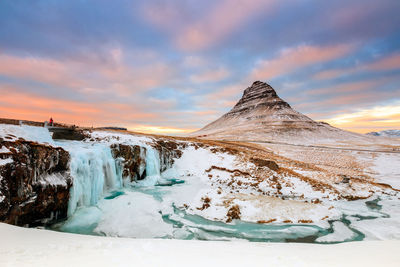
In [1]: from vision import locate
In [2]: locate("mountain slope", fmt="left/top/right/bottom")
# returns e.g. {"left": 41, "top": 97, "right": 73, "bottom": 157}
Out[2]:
{"left": 190, "top": 81, "right": 372, "bottom": 144}
{"left": 366, "top": 130, "right": 400, "bottom": 138}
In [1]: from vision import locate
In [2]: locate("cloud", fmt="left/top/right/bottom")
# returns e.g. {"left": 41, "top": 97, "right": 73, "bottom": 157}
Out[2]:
{"left": 306, "top": 80, "right": 381, "bottom": 96}
{"left": 0, "top": 54, "right": 84, "bottom": 88}
{"left": 250, "top": 44, "right": 354, "bottom": 81}
{"left": 0, "top": 50, "right": 175, "bottom": 98}
{"left": 128, "top": 124, "right": 196, "bottom": 135}
{"left": 313, "top": 69, "right": 351, "bottom": 80}
{"left": 145, "top": 0, "right": 277, "bottom": 51}
{"left": 290, "top": 76, "right": 399, "bottom": 121}
{"left": 312, "top": 51, "right": 400, "bottom": 81}
{"left": 190, "top": 68, "right": 230, "bottom": 83}
{"left": 365, "top": 52, "right": 400, "bottom": 71}
{"left": 324, "top": 101, "right": 400, "bottom": 133}
{"left": 0, "top": 84, "right": 158, "bottom": 127}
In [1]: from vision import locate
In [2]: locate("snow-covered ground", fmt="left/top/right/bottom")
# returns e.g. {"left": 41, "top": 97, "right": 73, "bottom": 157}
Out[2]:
{"left": 0, "top": 223, "right": 399, "bottom": 267}
{"left": 1, "top": 123, "right": 400, "bottom": 244}
{"left": 0, "top": 123, "right": 55, "bottom": 144}
{"left": 369, "top": 153, "right": 400, "bottom": 189}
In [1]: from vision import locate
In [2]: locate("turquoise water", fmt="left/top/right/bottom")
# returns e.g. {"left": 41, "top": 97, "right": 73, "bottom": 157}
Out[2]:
{"left": 50, "top": 140, "right": 394, "bottom": 243}
{"left": 51, "top": 180, "right": 388, "bottom": 243}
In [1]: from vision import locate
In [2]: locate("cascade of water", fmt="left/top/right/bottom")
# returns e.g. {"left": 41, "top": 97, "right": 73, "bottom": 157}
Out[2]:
{"left": 57, "top": 140, "right": 165, "bottom": 217}
{"left": 145, "top": 147, "right": 161, "bottom": 177}
{"left": 64, "top": 143, "right": 123, "bottom": 216}
{"left": 134, "top": 146, "right": 163, "bottom": 187}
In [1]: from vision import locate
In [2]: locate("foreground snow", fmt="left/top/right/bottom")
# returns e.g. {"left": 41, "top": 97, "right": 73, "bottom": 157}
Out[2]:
{"left": 0, "top": 223, "right": 399, "bottom": 267}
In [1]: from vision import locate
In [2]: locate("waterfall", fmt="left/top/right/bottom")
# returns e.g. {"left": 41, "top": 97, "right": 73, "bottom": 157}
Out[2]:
{"left": 59, "top": 142, "right": 164, "bottom": 217}
{"left": 135, "top": 147, "right": 163, "bottom": 187}
{"left": 63, "top": 143, "right": 123, "bottom": 216}
{"left": 145, "top": 147, "right": 161, "bottom": 177}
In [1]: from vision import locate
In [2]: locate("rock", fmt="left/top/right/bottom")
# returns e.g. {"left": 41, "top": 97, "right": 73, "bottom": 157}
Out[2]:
{"left": 110, "top": 141, "right": 183, "bottom": 182}
{"left": 152, "top": 140, "right": 184, "bottom": 172}
{"left": 226, "top": 205, "right": 241, "bottom": 223}
{"left": 230, "top": 81, "right": 291, "bottom": 114}
{"left": 110, "top": 144, "right": 147, "bottom": 181}
{"left": 0, "top": 139, "right": 72, "bottom": 226}
{"left": 339, "top": 175, "right": 351, "bottom": 184}
{"left": 250, "top": 158, "right": 279, "bottom": 171}
{"left": 52, "top": 129, "right": 88, "bottom": 141}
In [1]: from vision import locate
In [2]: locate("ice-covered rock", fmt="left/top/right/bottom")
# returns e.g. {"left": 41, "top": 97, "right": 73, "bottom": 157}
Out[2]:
{"left": 110, "top": 143, "right": 147, "bottom": 181}
{"left": 0, "top": 139, "right": 72, "bottom": 226}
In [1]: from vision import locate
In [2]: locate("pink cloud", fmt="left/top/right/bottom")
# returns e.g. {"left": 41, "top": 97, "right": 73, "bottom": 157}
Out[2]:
{"left": 294, "top": 82, "right": 398, "bottom": 113}
{"left": 0, "top": 54, "right": 85, "bottom": 88}
{"left": 313, "top": 69, "right": 351, "bottom": 80}
{"left": 178, "top": 0, "right": 277, "bottom": 51}
{"left": 145, "top": 0, "right": 277, "bottom": 52}
{"left": 365, "top": 52, "right": 400, "bottom": 71}
{"left": 312, "top": 52, "right": 400, "bottom": 81}
{"left": 306, "top": 80, "right": 381, "bottom": 96}
{"left": 250, "top": 44, "right": 354, "bottom": 80}
{"left": 0, "top": 85, "right": 157, "bottom": 127}
{"left": 0, "top": 51, "right": 175, "bottom": 98}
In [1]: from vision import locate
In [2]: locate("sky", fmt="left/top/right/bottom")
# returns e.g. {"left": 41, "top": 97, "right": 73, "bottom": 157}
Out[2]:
{"left": 0, "top": 0, "right": 399, "bottom": 134}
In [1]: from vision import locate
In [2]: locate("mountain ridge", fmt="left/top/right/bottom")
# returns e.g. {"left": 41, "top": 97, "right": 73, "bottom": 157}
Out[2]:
{"left": 189, "top": 81, "right": 374, "bottom": 145}
{"left": 366, "top": 130, "right": 400, "bottom": 138}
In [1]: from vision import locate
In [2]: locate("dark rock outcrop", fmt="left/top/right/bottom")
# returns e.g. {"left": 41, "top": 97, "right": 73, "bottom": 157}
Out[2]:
{"left": 229, "top": 81, "right": 291, "bottom": 116}
{"left": 152, "top": 140, "right": 185, "bottom": 172}
{"left": 51, "top": 128, "right": 88, "bottom": 141}
{"left": 110, "top": 140, "right": 184, "bottom": 181}
{"left": 0, "top": 139, "right": 72, "bottom": 226}
{"left": 110, "top": 144, "right": 147, "bottom": 181}
{"left": 250, "top": 158, "right": 279, "bottom": 171}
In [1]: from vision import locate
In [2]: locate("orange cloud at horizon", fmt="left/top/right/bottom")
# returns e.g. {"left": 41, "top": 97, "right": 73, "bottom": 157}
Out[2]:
{"left": 0, "top": 86, "right": 157, "bottom": 128}
{"left": 324, "top": 102, "right": 400, "bottom": 133}
{"left": 128, "top": 124, "right": 196, "bottom": 135}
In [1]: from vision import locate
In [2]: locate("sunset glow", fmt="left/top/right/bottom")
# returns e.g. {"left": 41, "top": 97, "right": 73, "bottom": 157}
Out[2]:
{"left": 0, "top": 0, "right": 399, "bottom": 134}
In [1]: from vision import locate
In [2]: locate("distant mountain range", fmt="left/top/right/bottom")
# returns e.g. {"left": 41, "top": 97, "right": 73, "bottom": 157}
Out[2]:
{"left": 190, "top": 81, "right": 372, "bottom": 144}
{"left": 366, "top": 130, "right": 400, "bottom": 138}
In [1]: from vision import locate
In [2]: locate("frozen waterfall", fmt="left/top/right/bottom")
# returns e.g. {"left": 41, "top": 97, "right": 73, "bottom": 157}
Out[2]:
{"left": 57, "top": 141, "right": 164, "bottom": 217}
{"left": 64, "top": 143, "right": 123, "bottom": 216}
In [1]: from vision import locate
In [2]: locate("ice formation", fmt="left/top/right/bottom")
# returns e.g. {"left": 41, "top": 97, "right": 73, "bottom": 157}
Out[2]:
{"left": 57, "top": 139, "right": 165, "bottom": 216}
{"left": 63, "top": 143, "right": 124, "bottom": 216}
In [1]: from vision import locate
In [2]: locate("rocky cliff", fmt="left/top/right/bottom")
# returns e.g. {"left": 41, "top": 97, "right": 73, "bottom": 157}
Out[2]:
{"left": 110, "top": 139, "right": 184, "bottom": 182}
{"left": 0, "top": 138, "right": 72, "bottom": 226}
{"left": 0, "top": 122, "right": 185, "bottom": 226}
{"left": 110, "top": 144, "right": 147, "bottom": 181}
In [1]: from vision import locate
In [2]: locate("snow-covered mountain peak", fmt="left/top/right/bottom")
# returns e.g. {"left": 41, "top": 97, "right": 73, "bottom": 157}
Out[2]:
{"left": 189, "top": 81, "right": 374, "bottom": 144}
{"left": 230, "top": 81, "right": 291, "bottom": 116}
